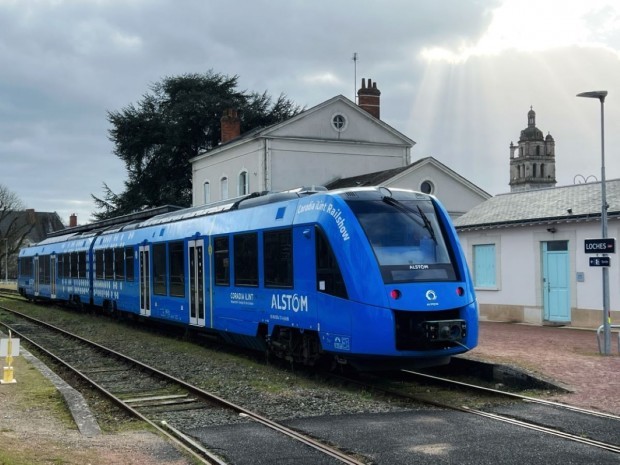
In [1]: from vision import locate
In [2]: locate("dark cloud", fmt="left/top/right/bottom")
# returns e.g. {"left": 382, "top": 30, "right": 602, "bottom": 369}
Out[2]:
{"left": 0, "top": 0, "right": 618, "bottom": 224}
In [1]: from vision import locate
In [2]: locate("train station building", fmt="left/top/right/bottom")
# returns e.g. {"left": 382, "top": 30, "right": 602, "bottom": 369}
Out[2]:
{"left": 190, "top": 79, "right": 490, "bottom": 219}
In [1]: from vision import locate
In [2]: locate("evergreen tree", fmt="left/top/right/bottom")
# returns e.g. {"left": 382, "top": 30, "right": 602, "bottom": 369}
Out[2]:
{"left": 93, "top": 71, "right": 302, "bottom": 220}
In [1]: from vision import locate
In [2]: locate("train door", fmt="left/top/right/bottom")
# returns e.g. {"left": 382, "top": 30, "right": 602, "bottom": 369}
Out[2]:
{"left": 188, "top": 239, "right": 206, "bottom": 326}
{"left": 50, "top": 254, "right": 57, "bottom": 299}
{"left": 33, "top": 256, "right": 40, "bottom": 296}
{"left": 139, "top": 245, "right": 151, "bottom": 317}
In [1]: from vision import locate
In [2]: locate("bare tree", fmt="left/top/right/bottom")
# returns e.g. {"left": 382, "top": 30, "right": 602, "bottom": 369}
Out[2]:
{"left": 0, "top": 184, "right": 32, "bottom": 281}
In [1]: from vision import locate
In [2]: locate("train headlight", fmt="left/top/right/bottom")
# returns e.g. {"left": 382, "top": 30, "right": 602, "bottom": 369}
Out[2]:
{"left": 456, "top": 286, "right": 465, "bottom": 296}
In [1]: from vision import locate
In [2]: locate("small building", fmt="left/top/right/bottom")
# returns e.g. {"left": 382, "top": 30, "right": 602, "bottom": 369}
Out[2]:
{"left": 326, "top": 156, "right": 491, "bottom": 219}
{"left": 1, "top": 209, "right": 65, "bottom": 280}
{"left": 455, "top": 180, "right": 620, "bottom": 329}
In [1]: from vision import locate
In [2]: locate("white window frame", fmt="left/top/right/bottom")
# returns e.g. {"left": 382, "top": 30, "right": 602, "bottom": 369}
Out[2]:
{"left": 238, "top": 170, "right": 249, "bottom": 196}
{"left": 220, "top": 176, "right": 228, "bottom": 201}
{"left": 203, "top": 180, "right": 210, "bottom": 204}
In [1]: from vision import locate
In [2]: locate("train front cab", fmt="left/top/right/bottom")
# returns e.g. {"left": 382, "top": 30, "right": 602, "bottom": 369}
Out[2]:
{"left": 304, "top": 188, "right": 479, "bottom": 367}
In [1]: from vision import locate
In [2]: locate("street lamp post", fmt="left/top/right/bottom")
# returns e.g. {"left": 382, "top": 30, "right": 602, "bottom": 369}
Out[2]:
{"left": 577, "top": 90, "right": 611, "bottom": 355}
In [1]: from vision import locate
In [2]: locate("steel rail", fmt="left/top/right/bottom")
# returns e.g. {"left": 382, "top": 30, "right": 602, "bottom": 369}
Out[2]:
{"left": 0, "top": 305, "right": 366, "bottom": 465}
{"left": 323, "top": 369, "right": 620, "bottom": 455}
{"left": 402, "top": 369, "right": 620, "bottom": 421}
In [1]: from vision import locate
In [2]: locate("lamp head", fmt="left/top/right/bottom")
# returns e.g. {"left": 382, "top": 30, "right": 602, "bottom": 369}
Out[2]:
{"left": 577, "top": 91, "right": 608, "bottom": 102}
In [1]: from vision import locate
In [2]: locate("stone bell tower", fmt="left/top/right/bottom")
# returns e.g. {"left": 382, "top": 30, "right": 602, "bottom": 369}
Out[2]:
{"left": 509, "top": 107, "right": 556, "bottom": 192}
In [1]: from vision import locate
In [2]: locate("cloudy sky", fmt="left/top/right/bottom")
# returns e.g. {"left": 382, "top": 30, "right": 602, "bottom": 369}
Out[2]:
{"left": 2, "top": 0, "right": 620, "bottom": 225}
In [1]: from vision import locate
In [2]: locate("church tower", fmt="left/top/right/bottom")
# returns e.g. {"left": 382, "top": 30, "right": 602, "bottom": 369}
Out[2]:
{"left": 509, "top": 107, "right": 556, "bottom": 192}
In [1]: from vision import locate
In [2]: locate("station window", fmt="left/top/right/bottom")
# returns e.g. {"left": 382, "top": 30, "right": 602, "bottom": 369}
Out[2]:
{"left": 238, "top": 171, "right": 249, "bottom": 196}
{"left": 169, "top": 241, "right": 185, "bottom": 297}
{"left": 221, "top": 176, "right": 229, "bottom": 200}
{"left": 214, "top": 236, "right": 230, "bottom": 286}
{"left": 104, "top": 249, "right": 114, "bottom": 280}
{"left": 264, "top": 229, "right": 293, "bottom": 288}
{"left": 234, "top": 233, "right": 258, "bottom": 287}
{"left": 95, "top": 250, "right": 104, "bottom": 279}
{"left": 204, "top": 181, "right": 210, "bottom": 204}
{"left": 316, "top": 227, "right": 348, "bottom": 299}
{"left": 153, "top": 243, "right": 167, "bottom": 295}
{"left": 473, "top": 244, "right": 496, "bottom": 288}
{"left": 125, "top": 247, "right": 134, "bottom": 281}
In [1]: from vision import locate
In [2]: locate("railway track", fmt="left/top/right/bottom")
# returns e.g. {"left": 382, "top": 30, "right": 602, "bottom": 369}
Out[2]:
{"left": 330, "top": 368, "right": 620, "bottom": 455}
{"left": 0, "top": 304, "right": 367, "bottom": 465}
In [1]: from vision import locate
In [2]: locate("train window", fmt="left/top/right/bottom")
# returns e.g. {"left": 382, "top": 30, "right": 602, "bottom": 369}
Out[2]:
{"left": 78, "top": 252, "right": 87, "bottom": 278}
{"left": 64, "top": 253, "right": 70, "bottom": 278}
{"left": 169, "top": 241, "right": 185, "bottom": 297}
{"left": 104, "top": 249, "right": 114, "bottom": 280}
{"left": 214, "top": 236, "right": 230, "bottom": 286}
{"left": 20, "top": 258, "right": 33, "bottom": 277}
{"left": 57, "top": 254, "right": 63, "bottom": 278}
{"left": 153, "top": 243, "right": 167, "bottom": 295}
{"left": 125, "top": 247, "right": 135, "bottom": 281}
{"left": 347, "top": 198, "right": 458, "bottom": 283}
{"left": 234, "top": 233, "right": 258, "bottom": 287}
{"left": 95, "top": 250, "right": 104, "bottom": 279}
{"left": 114, "top": 247, "right": 125, "bottom": 280}
{"left": 315, "top": 227, "right": 348, "bottom": 299}
{"left": 40, "top": 255, "right": 50, "bottom": 285}
{"left": 264, "top": 229, "right": 293, "bottom": 288}
{"left": 70, "top": 253, "right": 78, "bottom": 278}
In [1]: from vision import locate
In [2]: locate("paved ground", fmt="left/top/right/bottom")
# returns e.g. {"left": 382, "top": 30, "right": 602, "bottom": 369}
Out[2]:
{"left": 464, "top": 321, "right": 620, "bottom": 415}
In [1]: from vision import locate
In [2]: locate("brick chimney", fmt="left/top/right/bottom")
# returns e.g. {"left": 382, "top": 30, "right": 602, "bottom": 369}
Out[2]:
{"left": 357, "top": 78, "right": 381, "bottom": 119}
{"left": 69, "top": 214, "right": 77, "bottom": 227}
{"left": 220, "top": 108, "right": 241, "bottom": 143}
{"left": 26, "top": 208, "right": 35, "bottom": 224}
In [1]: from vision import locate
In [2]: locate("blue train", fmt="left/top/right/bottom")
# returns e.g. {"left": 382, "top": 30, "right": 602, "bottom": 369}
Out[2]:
{"left": 18, "top": 187, "right": 478, "bottom": 369}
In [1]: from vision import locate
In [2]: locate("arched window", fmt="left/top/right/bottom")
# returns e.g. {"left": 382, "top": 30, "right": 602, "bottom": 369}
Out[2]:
{"left": 238, "top": 170, "right": 249, "bottom": 196}
{"left": 536, "top": 145, "right": 541, "bottom": 156}
{"left": 220, "top": 176, "right": 228, "bottom": 200}
{"left": 532, "top": 164, "right": 537, "bottom": 178}
{"left": 203, "top": 181, "right": 210, "bottom": 204}
{"left": 541, "top": 164, "right": 545, "bottom": 178}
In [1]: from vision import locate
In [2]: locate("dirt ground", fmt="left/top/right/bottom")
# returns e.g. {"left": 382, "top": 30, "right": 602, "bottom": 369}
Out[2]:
{"left": 0, "top": 356, "right": 193, "bottom": 465}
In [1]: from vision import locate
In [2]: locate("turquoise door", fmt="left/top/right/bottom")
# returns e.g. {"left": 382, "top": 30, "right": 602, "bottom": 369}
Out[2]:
{"left": 542, "top": 241, "right": 570, "bottom": 322}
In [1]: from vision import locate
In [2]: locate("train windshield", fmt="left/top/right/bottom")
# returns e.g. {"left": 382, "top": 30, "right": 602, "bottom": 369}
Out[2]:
{"left": 347, "top": 198, "right": 458, "bottom": 283}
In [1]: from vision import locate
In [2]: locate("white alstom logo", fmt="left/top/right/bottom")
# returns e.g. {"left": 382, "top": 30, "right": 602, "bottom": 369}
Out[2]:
{"left": 425, "top": 290, "right": 437, "bottom": 301}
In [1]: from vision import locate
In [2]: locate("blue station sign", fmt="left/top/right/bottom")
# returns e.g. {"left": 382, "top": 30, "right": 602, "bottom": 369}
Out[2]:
{"left": 584, "top": 238, "right": 616, "bottom": 254}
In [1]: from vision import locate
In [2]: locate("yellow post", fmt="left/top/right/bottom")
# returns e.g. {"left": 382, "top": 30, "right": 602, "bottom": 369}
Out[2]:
{"left": 1, "top": 330, "right": 16, "bottom": 384}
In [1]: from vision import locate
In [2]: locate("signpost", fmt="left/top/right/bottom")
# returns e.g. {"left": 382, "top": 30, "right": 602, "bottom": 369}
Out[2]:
{"left": 584, "top": 237, "right": 615, "bottom": 354}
